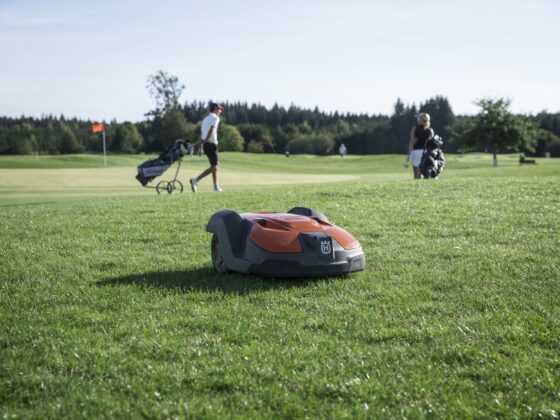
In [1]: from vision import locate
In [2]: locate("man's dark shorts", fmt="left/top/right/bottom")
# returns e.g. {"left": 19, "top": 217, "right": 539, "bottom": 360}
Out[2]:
{"left": 203, "top": 143, "right": 218, "bottom": 166}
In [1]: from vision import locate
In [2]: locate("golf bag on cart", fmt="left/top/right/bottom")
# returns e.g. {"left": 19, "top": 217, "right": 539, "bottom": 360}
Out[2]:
{"left": 136, "top": 139, "right": 192, "bottom": 190}
{"left": 420, "top": 135, "right": 445, "bottom": 179}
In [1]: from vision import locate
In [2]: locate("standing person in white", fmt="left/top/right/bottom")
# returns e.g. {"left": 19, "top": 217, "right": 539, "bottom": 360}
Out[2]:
{"left": 339, "top": 143, "right": 347, "bottom": 158}
{"left": 190, "top": 103, "right": 224, "bottom": 192}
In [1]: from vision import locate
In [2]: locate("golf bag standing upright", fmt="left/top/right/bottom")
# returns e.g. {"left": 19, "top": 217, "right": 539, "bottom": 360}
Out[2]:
{"left": 420, "top": 135, "right": 445, "bottom": 178}
{"left": 136, "top": 139, "right": 193, "bottom": 194}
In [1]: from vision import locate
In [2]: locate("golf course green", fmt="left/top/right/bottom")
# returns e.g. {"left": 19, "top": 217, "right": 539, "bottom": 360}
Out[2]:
{"left": 1, "top": 153, "right": 559, "bottom": 417}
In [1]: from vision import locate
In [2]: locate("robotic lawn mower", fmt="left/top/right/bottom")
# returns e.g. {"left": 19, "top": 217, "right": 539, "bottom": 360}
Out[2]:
{"left": 206, "top": 207, "right": 365, "bottom": 277}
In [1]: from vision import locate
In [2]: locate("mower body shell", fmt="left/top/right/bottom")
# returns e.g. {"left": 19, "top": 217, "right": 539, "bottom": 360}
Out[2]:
{"left": 206, "top": 209, "right": 365, "bottom": 277}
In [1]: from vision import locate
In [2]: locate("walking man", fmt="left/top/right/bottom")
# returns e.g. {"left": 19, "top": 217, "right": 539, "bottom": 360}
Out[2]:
{"left": 190, "top": 103, "right": 224, "bottom": 192}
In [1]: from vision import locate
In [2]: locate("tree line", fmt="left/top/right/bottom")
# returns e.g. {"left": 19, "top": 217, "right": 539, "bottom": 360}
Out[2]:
{"left": 1, "top": 72, "right": 559, "bottom": 157}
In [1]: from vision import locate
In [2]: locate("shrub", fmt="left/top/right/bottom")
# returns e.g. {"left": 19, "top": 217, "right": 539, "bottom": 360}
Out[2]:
{"left": 246, "top": 140, "right": 264, "bottom": 153}
{"left": 285, "top": 133, "right": 334, "bottom": 155}
{"left": 219, "top": 124, "right": 244, "bottom": 152}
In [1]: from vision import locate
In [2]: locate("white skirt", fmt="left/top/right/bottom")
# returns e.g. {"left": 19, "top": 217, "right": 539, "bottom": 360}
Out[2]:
{"left": 410, "top": 149, "right": 423, "bottom": 167}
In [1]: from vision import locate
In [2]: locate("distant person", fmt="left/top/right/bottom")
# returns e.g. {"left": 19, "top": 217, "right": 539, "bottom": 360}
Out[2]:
{"left": 408, "top": 112, "right": 434, "bottom": 179}
{"left": 339, "top": 143, "right": 347, "bottom": 158}
{"left": 190, "top": 103, "right": 224, "bottom": 192}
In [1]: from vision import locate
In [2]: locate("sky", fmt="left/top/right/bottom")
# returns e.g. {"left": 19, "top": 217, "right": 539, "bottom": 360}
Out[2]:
{"left": 0, "top": 0, "right": 558, "bottom": 122}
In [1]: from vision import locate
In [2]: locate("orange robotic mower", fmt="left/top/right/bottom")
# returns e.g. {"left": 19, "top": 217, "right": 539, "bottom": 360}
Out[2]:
{"left": 206, "top": 207, "right": 365, "bottom": 277}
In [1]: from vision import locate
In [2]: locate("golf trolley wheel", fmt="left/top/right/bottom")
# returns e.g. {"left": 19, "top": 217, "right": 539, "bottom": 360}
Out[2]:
{"left": 166, "top": 180, "right": 183, "bottom": 194}
{"left": 211, "top": 234, "right": 229, "bottom": 273}
{"left": 156, "top": 181, "right": 168, "bottom": 194}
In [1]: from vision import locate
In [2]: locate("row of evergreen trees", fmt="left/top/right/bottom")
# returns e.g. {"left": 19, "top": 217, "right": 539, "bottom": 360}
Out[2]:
{"left": 1, "top": 96, "right": 559, "bottom": 156}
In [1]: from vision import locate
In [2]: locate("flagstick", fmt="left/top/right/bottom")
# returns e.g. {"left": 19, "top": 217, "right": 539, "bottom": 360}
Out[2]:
{"left": 102, "top": 130, "right": 107, "bottom": 168}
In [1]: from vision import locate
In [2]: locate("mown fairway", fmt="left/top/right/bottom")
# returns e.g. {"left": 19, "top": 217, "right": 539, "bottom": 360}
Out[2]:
{"left": 1, "top": 154, "right": 559, "bottom": 418}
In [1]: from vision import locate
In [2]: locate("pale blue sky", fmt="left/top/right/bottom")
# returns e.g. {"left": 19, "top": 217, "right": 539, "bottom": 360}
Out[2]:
{"left": 0, "top": 0, "right": 558, "bottom": 122}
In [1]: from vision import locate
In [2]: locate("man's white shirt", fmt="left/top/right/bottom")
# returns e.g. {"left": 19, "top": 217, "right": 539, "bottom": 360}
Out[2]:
{"left": 200, "top": 113, "right": 220, "bottom": 144}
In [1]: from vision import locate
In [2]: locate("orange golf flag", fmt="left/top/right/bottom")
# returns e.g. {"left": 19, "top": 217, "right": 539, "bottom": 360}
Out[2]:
{"left": 91, "top": 123, "right": 105, "bottom": 133}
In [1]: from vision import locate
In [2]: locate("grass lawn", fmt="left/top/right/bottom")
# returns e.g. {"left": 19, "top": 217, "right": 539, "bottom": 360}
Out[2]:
{"left": 1, "top": 153, "right": 559, "bottom": 418}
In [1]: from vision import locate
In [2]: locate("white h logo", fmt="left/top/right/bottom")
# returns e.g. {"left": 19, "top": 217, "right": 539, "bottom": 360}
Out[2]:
{"left": 320, "top": 239, "right": 331, "bottom": 254}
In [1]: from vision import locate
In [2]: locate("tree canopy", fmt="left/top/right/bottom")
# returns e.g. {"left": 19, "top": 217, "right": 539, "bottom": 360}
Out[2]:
{"left": 1, "top": 90, "right": 559, "bottom": 157}
{"left": 457, "top": 97, "right": 540, "bottom": 163}
{"left": 146, "top": 70, "right": 186, "bottom": 117}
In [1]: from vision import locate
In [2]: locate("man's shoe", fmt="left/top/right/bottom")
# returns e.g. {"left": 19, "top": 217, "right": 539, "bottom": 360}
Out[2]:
{"left": 189, "top": 178, "right": 197, "bottom": 192}
{"left": 214, "top": 185, "right": 223, "bottom": 192}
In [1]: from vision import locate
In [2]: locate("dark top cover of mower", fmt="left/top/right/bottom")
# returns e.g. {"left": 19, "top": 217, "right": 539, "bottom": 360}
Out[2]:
{"left": 206, "top": 207, "right": 365, "bottom": 277}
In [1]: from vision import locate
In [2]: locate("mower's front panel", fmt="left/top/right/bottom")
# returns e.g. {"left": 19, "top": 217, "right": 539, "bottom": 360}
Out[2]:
{"left": 248, "top": 251, "right": 365, "bottom": 278}
{"left": 244, "top": 235, "right": 365, "bottom": 278}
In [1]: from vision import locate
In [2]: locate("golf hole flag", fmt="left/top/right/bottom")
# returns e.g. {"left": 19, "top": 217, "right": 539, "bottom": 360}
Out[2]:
{"left": 92, "top": 123, "right": 108, "bottom": 167}
{"left": 91, "top": 123, "right": 105, "bottom": 133}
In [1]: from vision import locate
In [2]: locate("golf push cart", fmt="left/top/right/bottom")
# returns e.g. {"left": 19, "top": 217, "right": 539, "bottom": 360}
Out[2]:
{"left": 207, "top": 207, "right": 366, "bottom": 278}
{"left": 135, "top": 139, "right": 195, "bottom": 194}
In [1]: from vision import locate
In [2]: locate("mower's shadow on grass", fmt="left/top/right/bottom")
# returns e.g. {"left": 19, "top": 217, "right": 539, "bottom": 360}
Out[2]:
{"left": 98, "top": 267, "right": 339, "bottom": 294}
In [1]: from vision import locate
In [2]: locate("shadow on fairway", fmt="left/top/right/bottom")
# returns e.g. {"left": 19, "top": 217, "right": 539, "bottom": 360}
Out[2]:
{"left": 98, "top": 267, "right": 340, "bottom": 294}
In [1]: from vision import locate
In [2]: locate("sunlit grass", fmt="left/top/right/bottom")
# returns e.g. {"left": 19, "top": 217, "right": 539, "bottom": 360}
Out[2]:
{"left": 0, "top": 155, "right": 559, "bottom": 417}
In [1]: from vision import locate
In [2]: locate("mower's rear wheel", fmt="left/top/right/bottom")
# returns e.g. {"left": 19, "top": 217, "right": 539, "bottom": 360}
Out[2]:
{"left": 211, "top": 234, "right": 229, "bottom": 273}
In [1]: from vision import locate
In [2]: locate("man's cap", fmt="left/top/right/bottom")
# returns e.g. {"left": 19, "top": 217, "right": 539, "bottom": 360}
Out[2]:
{"left": 210, "top": 102, "right": 224, "bottom": 111}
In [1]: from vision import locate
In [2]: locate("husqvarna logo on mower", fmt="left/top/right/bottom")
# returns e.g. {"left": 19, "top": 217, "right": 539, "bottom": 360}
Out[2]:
{"left": 320, "top": 239, "right": 331, "bottom": 254}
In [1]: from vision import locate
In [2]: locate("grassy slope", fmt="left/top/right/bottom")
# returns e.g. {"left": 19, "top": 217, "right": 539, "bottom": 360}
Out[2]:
{"left": 1, "top": 153, "right": 558, "bottom": 207}
{"left": 1, "top": 152, "right": 557, "bottom": 175}
{"left": 0, "top": 154, "right": 140, "bottom": 169}
{"left": 0, "top": 155, "right": 559, "bottom": 418}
